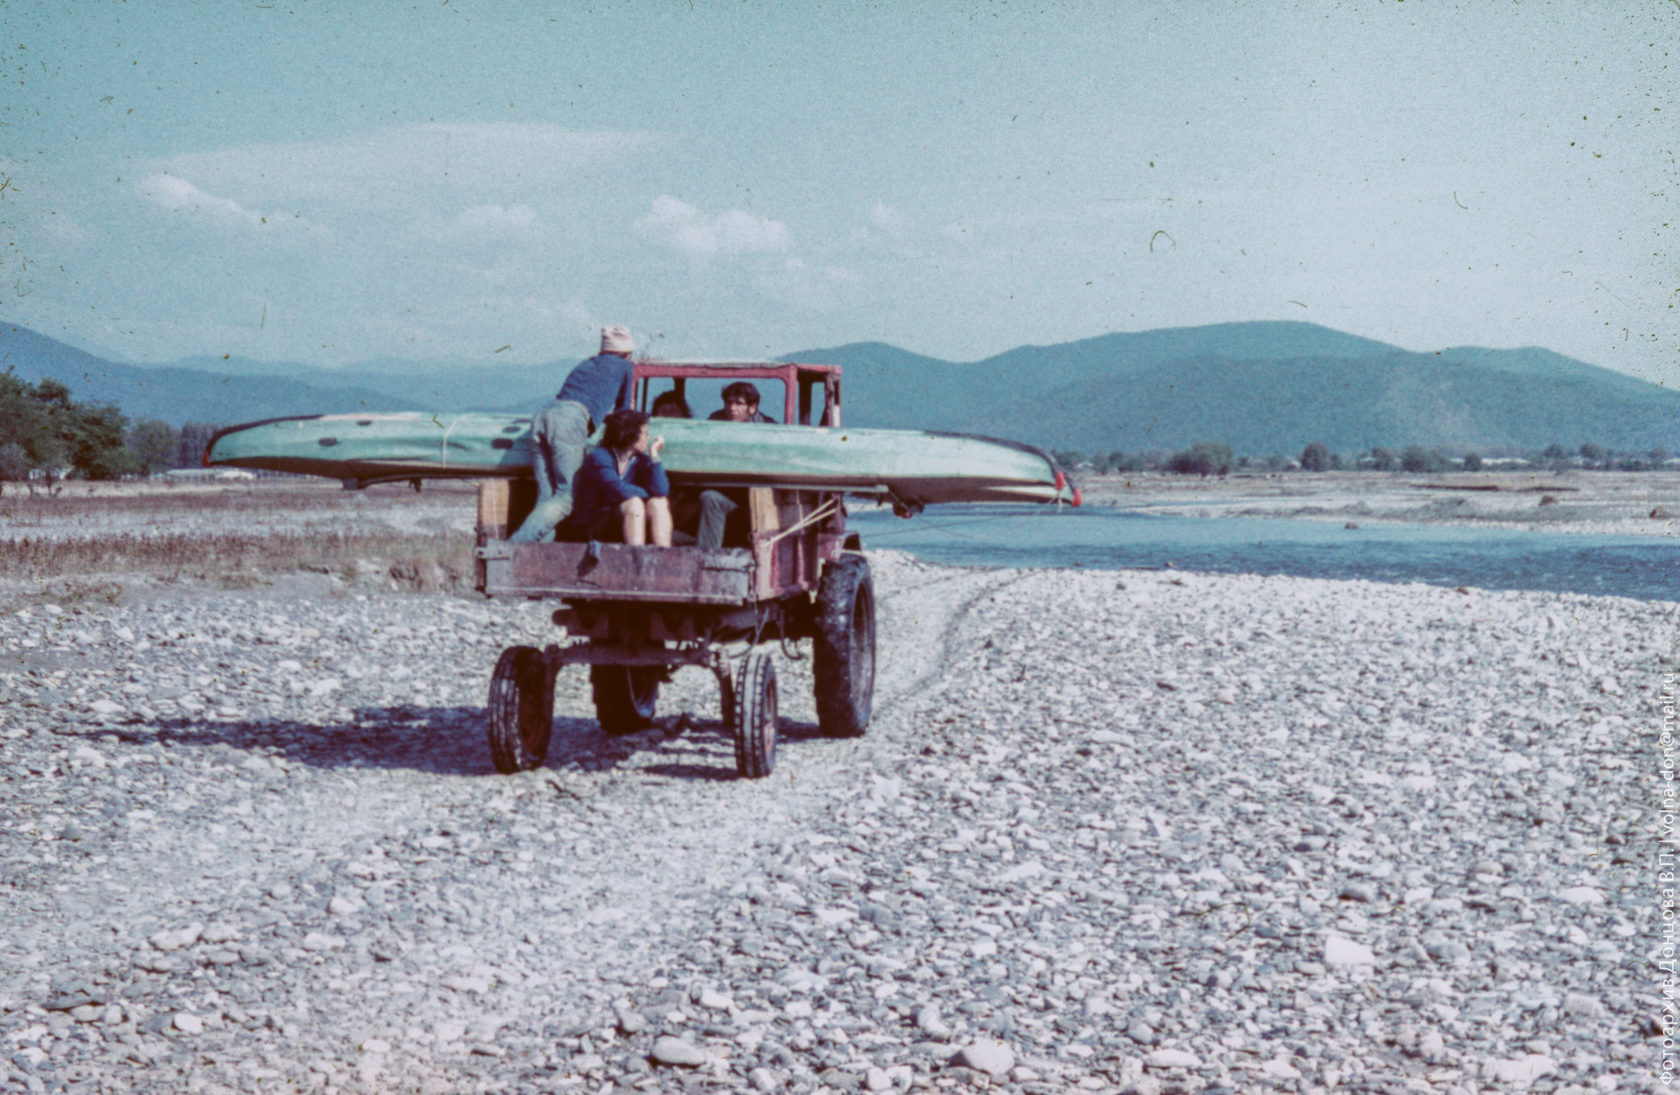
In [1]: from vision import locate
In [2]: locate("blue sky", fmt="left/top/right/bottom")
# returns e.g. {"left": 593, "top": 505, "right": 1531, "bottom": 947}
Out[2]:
{"left": 1, "top": 2, "right": 1673, "bottom": 385}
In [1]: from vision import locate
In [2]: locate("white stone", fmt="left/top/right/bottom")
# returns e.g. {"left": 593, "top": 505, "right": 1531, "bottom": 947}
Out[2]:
{"left": 433, "top": 1020, "right": 467, "bottom": 1043}
{"left": 1498, "top": 752, "right": 1534, "bottom": 773}
{"left": 1555, "top": 886, "right": 1603, "bottom": 906}
{"left": 1563, "top": 992, "right": 1604, "bottom": 1019}
{"left": 697, "top": 988, "right": 733, "bottom": 1011}
{"left": 1324, "top": 935, "right": 1375, "bottom": 968}
{"left": 300, "top": 932, "right": 345, "bottom": 952}
{"left": 1144, "top": 1048, "right": 1201, "bottom": 1069}
{"left": 173, "top": 1012, "right": 203, "bottom": 1034}
{"left": 201, "top": 922, "right": 239, "bottom": 944}
{"left": 328, "top": 895, "right": 364, "bottom": 917}
{"left": 150, "top": 923, "right": 203, "bottom": 952}
{"left": 1484, "top": 1054, "right": 1557, "bottom": 1086}
{"left": 950, "top": 1039, "right": 1015, "bottom": 1078}
{"left": 916, "top": 1004, "right": 951, "bottom": 1039}
{"left": 998, "top": 860, "right": 1045, "bottom": 883}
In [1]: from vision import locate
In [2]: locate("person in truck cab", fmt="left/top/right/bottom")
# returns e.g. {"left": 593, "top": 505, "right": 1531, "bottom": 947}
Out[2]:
{"left": 698, "top": 381, "right": 774, "bottom": 548}
{"left": 707, "top": 381, "right": 775, "bottom": 424}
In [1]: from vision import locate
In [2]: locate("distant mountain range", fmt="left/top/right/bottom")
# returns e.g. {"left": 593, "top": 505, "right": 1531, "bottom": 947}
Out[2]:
{"left": 4, "top": 319, "right": 1677, "bottom": 455}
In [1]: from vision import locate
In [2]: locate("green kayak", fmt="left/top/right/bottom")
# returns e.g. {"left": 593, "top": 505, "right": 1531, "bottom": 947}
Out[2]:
{"left": 205, "top": 412, "right": 1080, "bottom": 507}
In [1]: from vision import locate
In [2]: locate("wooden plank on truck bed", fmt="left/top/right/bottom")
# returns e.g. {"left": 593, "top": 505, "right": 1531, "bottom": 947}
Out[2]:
{"left": 478, "top": 542, "right": 755, "bottom": 603}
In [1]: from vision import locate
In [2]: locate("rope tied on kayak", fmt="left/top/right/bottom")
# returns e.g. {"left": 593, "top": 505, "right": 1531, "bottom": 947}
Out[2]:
{"left": 764, "top": 497, "right": 842, "bottom": 546}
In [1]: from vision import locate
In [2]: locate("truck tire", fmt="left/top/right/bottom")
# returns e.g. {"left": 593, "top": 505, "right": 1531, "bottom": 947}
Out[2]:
{"left": 591, "top": 663, "right": 660, "bottom": 734}
{"left": 732, "top": 647, "right": 778, "bottom": 779}
{"left": 813, "top": 554, "right": 875, "bottom": 738}
{"left": 488, "top": 645, "right": 553, "bottom": 773}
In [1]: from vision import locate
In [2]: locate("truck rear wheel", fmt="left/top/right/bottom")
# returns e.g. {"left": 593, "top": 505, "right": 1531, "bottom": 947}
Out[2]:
{"left": 488, "top": 645, "right": 554, "bottom": 773}
{"left": 813, "top": 555, "right": 875, "bottom": 738}
{"left": 733, "top": 648, "right": 777, "bottom": 779}
{"left": 591, "top": 663, "right": 661, "bottom": 734}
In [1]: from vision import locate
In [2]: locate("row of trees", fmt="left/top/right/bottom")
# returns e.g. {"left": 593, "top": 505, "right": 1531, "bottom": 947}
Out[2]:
{"left": 1052, "top": 440, "right": 1675, "bottom": 478}
{"left": 0, "top": 372, "right": 220, "bottom": 491}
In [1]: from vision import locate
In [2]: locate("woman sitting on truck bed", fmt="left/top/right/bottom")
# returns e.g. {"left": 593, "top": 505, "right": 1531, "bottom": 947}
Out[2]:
{"left": 557, "top": 409, "right": 673, "bottom": 547}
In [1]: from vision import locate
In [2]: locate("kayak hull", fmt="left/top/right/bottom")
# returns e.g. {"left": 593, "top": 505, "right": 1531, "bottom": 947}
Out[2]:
{"left": 205, "top": 412, "right": 1079, "bottom": 507}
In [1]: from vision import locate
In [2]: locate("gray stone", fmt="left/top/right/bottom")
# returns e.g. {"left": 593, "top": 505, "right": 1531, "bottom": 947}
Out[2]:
{"left": 650, "top": 1035, "right": 709, "bottom": 1067}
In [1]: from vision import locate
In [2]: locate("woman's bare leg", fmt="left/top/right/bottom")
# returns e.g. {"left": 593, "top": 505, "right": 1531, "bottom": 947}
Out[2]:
{"left": 647, "top": 497, "right": 673, "bottom": 547}
{"left": 619, "top": 497, "right": 647, "bottom": 546}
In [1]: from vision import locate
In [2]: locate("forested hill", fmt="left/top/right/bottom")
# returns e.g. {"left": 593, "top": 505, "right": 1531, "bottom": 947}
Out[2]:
{"left": 787, "top": 322, "right": 1680, "bottom": 453}
{"left": 4, "top": 319, "right": 1677, "bottom": 454}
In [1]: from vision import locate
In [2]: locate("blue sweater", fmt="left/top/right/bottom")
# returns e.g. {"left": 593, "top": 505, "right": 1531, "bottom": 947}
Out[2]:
{"left": 568, "top": 447, "right": 670, "bottom": 532}
{"left": 556, "top": 353, "right": 635, "bottom": 424}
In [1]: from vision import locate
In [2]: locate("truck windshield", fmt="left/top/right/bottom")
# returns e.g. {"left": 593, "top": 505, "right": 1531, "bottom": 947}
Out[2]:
{"left": 645, "top": 378, "right": 788, "bottom": 424}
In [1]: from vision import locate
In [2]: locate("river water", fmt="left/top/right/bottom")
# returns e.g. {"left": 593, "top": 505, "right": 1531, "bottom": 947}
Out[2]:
{"left": 849, "top": 503, "right": 1680, "bottom": 603}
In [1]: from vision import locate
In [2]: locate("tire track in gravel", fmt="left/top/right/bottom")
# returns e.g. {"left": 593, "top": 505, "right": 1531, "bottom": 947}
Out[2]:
{"left": 0, "top": 554, "right": 1043, "bottom": 1091}
{"left": 860, "top": 564, "right": 1035, "bottom": 736}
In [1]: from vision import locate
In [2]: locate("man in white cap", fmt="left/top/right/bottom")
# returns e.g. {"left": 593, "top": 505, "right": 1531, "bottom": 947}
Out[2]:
{"left": 510, "top": 325, "right": 638, "bottom": 542}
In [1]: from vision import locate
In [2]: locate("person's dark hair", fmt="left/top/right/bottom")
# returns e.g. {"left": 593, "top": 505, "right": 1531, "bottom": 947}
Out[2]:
{"left": 721, "top": 381, "right": 761, "bottom": 407}
{"left": 602, "top": 408, "right": 649, "bottom": 451}
{"left": 651, "top": 391, "right": 691, "bottom": 418}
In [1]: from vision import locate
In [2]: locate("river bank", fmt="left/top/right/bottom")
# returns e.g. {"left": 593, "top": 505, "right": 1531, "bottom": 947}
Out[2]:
{"left": 1076, "top": 469, "right": 1680, "bottom": 538}
{"left": 0, "top": 550, "right": 1658, "bottom": 1092}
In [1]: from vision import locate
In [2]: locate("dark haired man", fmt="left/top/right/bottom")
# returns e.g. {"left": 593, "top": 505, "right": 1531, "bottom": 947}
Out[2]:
{"left": 707, "top": 381, "right": 775, "bottom": 423}
{"left": 510, "top": 325, "right": 637, "bottom": 542}
{"left": 698, "top": 381, "right": 775, "bottom": 548}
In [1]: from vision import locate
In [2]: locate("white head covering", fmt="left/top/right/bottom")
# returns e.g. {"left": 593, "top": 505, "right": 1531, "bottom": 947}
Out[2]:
{"left": 600, "top": 325, "right": 634, "bottom": 354}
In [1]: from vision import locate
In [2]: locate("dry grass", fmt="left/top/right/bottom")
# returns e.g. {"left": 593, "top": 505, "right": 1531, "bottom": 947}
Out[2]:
{"left": 0, "top": 479, "right": 482, "bottom": 599}
{"left": 0, "top": 528, "right": 474, "bottom": 589}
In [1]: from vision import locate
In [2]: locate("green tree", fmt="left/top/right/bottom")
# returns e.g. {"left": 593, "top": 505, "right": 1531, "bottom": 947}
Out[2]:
{"left": 127, "top": 419, "right": 180, "bottom": 476}
{"left": 1369, "top": 447, "right": 1398, "bottom": 471}
{"left": 1462, "top": 452, "right": 1483, "bottom": 471}
{"left": 174, "top": 422, "right": 222, "bottom": 468}
{"left": 1168, "top": 441, "right": 1233, "bottom": 477}
{"left": 1401, "top": 445, "right": 1444, "bottom": 473}
{"left": 0, "top": 441, "right": 28, "bottom": 494}
{"left": 63, "top": 402, "right": 134, "bottom": 479}
{"left": 1299, "top": 441, "right": 1331, "bottom": 472}
{"left": 1579, "top": 441, "right": 1606, "bottom": 466}
{"left": 0, "top": 372, "right": 135, "bottom": 480}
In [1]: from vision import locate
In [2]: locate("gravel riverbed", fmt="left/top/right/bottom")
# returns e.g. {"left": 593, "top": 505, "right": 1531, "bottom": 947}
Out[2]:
{"left": 0, "top": 552, "right": 1663, "bottom": 1094}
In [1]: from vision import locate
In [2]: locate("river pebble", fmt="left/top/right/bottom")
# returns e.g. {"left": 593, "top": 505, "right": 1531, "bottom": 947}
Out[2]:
{"left": 0, "top": 549, "right": 1659, "bottom": 1092}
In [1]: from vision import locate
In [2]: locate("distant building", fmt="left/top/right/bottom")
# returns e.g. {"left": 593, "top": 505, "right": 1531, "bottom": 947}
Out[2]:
{"left": 158, "top": 468, "right": 257, "bottom": 481}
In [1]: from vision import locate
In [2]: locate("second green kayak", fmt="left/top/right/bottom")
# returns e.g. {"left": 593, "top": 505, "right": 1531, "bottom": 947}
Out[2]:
{"left": 206, "top": 412, "right": 1080, "bottom": 507}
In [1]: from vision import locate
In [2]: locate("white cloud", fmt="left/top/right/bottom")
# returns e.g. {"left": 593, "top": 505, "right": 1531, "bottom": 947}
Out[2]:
{"left": 456, "top": 202, "right": 539, "bottom": 233}
{"left": 784, "top": 256, "right": 856, "bottom": 284}
{"left": 134, "top": 172, "right": 319, "bottom": 239}
{"left": 635, "top": 195, "right": 791, "bottom": 259}
{"left": 869, "top": 202, "right": 906, "bottom": 235}
{"left": 162, "top": 123, "right": 652, "bottom": 207}
{"left": 136, "top": 173, "right": 262, "bottom": 226}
